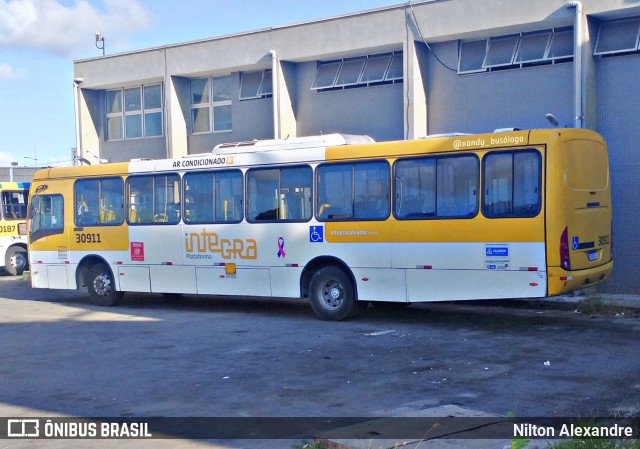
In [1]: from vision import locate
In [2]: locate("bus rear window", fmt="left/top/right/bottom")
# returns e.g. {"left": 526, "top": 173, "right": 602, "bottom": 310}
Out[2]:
{"left": 1, "top": 190, "right": 28, "bottom": 220}
{"left": 565, "top": 140, "right": 609, "bottom": 191}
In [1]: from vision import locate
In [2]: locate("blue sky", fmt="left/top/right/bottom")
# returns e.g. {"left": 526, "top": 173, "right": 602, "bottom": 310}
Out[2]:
{"left": 0, "top": 0, "right": 404, "bottom": 167}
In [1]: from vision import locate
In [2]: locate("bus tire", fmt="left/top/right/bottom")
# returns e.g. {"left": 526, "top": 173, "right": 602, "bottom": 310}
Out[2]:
{"left": 5, "top": 246, "right": 28, "bottom": 276}
{"left": 309, "top": 266, "right": 365, "bottom": 321}
{"left": 87, "top": 263, "right": 122, "bottom": 306}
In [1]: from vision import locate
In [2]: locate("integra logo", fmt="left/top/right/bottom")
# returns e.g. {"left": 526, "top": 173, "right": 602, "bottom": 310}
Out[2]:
{"left": 185, "top": 229, "right": 257, "bottom": 260}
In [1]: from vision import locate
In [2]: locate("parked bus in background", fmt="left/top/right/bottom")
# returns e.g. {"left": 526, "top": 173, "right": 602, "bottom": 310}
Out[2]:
{"left": 0, "top": 182, "right": 30, "bottom": 275}
{"left": 26, "top": 129, "right": 612, "bottom": 320}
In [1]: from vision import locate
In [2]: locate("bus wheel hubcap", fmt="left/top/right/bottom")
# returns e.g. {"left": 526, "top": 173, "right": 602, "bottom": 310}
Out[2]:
{"left": 11, "top": 253, "right": 26, "bottom": 270}
{"left": 321, "top": 281, "right": 343, "bottom": 309}
{"left": 94, "top": 274, "right": 112, "bottom": 296}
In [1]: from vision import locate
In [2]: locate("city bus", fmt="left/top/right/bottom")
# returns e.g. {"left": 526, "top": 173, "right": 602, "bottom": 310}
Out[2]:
{"left": 0, "top": 182, "right": 30, "bottom": 275}
{"left": 26, "top": 128, "right": 612, "bottom": 320}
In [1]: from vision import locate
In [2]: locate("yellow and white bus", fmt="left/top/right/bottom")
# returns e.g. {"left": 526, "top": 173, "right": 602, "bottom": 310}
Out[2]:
{"left": 27, "top": 129, "right": 612, "bottom": 320}
{"left": 0, "top": 182, "right": 30, "bottom": 275}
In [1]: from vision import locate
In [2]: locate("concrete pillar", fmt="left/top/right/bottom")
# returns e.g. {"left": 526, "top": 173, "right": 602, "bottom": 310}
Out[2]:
{"left": 78, "top": 88, "right": 101, "bottom": 164}
{"left": 166, "top": 76, "right": 189, "bottom": 158}
{"left": 403, "top": 12, "right": 428, "bottom": 140}
{"left": 271, "top": 54, "right": 297, "bottom": 140}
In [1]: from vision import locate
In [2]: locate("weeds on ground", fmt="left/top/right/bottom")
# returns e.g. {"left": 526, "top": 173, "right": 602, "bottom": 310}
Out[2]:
{"left": 575, "top": 296, "right": 627, "bottom": 317}
{"left": 548, "top": 438, "right": 639, "bottom": 448}
{"left": 292, "top": 440, "right": 324, "bottom": 449}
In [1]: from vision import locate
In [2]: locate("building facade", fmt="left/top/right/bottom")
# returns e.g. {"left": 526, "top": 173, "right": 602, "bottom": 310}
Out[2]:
{"left": 73, "top": 0, "right": 640, "bottom": 293}
{"left": 0, "top": 166, "right": 40, "bottom": 183}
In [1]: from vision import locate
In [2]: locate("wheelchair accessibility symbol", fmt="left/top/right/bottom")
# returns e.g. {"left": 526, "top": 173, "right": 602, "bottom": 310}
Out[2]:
{"left": 309, "top": 226, "right": 323, "bottom": 243}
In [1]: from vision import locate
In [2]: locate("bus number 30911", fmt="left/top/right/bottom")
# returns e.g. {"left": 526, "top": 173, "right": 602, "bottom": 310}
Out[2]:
{"left": 75, "top": 233, "right": 102, "bottom": 244}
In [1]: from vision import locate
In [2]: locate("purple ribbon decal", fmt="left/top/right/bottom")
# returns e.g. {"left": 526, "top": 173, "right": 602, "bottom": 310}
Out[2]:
{"left": 276, "top": 237, "right": 286, "bottom": 258}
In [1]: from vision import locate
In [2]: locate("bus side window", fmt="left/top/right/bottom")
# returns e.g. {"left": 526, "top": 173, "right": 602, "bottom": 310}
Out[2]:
{"left": 74, "top": 177, "right": 123, "bottom": 226}
{"left": 75, "top": 180, "right": 99, "bottom": 226}
{"left": 394, "top": 155, "right": 477, "bottom": 219}
{"left": 280, "top": 166, "right": 312, "bottom": 221}
{"left": 30, "top": 194, "right": 64, "bottom": 242}
{"left": 318, "top": 161, "right": 389, "bottom": 221}
{"left": 316, "top": 164, "right": 352, "bottom": 220}
{"left": 184, "top": 169, "right": 243, "bottom": 224}
{"left": 215, "top": 170, "right": 243, "bottom": 222}
{"left": 128, "top": 176, "right": 154, "bottom": 224}
{"left": 483, "top": 151, "right": 540, "bottom": 218}
{"left": 248, "top": 169, "right": 279, "bottom": 221}
{"left": 99, "top": 178, "right": 124, "bottom": 224}
{"left": 354, "top": 162, "right": 389, "bottom": 219}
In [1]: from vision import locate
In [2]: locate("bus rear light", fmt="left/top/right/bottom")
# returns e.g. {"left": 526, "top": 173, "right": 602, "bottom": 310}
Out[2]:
{"left": 560, "top": 227, "right": 571, "bottom": 271}
{"left": 529, "top": 282, "right": 538, "bottom": 287}
{"left": 610, "top": 223, "right": 614, "bottom": 261}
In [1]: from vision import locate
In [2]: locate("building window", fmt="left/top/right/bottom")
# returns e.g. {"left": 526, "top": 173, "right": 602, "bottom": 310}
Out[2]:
{"left": 485, "top": 35, "right": 520, "bottom": 68}
{"left": 458, "top": 27, "right": 573, "bottom": 74}
{"left": 106, "top": 90, "right": 123, "bottom": 140}
{"left": 514, "top": 30, "right": 552, "bottom": 64}
{"left": 594, "top": 17, "right": 640, "bottom": 56}
{"left": 105, "top": 84, "right": 163, "bottom": 141}
{"left": 240, "top": 70, "right": 272, "bottom": 100}
{"left": 190, "top": 75, "right": 232, "bottom": 133}
{"left": 311, "top": 51, "right": 403, "bottom": 91}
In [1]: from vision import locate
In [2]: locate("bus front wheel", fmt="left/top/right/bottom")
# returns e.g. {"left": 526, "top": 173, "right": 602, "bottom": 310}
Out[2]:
{"left": 5, "top": 246, "right": 28, "bottom": 276}
{"left": 309, "top": 266, "right": 365, "bottom": 321}
{"left": 87, "top": 263, "right": 123, "bottom": 306}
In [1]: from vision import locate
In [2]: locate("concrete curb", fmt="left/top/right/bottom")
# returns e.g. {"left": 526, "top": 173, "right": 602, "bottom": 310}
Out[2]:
{"left": 311, "top": 406, "right": 557, "bottom": 449}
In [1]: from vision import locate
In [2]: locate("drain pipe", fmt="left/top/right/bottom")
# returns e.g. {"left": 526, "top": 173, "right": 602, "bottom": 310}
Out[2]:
{"left": 269, "top": 50, "right": 280, "bottom": 139}
{"left": 566, "top": 1, "right": 583, "bottom": 128}
{"left": 73, "top": 77, "right": 84, "bottom": 165}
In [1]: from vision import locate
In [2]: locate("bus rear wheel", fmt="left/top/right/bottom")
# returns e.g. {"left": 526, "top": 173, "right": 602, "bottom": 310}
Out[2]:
{"left": 5, "top": 246, "right": 28, "bottom": 276}
{"left": 87, "top": 263, "right": 123, "bottom": 306}
{"left": 309, "top": 266, "right": 365, "bottom": 321}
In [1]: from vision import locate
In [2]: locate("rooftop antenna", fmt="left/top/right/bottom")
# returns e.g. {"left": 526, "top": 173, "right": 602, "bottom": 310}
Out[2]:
{"left": 545, "top": 113, "right": 560, "bottom": 128}
{"left": 95, "top": 31, "right": 105, "bottom": 56}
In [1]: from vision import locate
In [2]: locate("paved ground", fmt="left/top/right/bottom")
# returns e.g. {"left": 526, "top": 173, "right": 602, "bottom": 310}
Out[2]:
{"left": 0, "top": 272, "right": 638, "bottom": 448}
